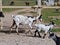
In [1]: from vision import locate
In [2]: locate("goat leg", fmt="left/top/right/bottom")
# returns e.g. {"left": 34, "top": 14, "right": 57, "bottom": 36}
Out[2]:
{"left": 16, "top": 25, "right": 19, "bottom": 35}
{"left": 38, "top": 31, "right": 41, "bottom": 38}
{"left": 9, "top": 20, "right": 16, "bottom": 34}
{"left": 34, "top": 29, "right": 38, "bottom": 37}
{"left": 43, "top": 34, "right": 46, "bottom": 39}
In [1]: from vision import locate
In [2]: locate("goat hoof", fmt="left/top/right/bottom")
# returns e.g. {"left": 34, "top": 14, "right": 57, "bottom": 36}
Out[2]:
{"left": 39, "top": 36, "right": 41, "bottom": 38}
{"left": 17, "top": 33, "right": 19, "bottom": 35}
{"left": 34, "top": 34, "right": 36, "bottom": 37}
{"left": 43, "top": 36, "right": 45, "bottom": 39}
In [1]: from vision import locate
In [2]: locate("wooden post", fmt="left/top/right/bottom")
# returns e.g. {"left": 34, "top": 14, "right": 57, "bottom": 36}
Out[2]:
{"left": 0, "top": 0, "right": 3, "bottom": 30}
{"left": 37, "top": 0, "right": 41, "bottom": 16}
{"left": 37, "top": 7, "right": 42, "bottom": 16}
{"left": 38, "top": 0, "right": 41, "bottom": 7}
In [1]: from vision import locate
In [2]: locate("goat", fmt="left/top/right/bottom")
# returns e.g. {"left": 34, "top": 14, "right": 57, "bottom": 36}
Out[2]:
{"left": 10, "top": 15, "right": 42, "bottom": 35}
{"left": 34, "top": 21, "right": 55, "bottom": 38}
{"left": 49, "top": 33, "right": 60, "bottom": 45}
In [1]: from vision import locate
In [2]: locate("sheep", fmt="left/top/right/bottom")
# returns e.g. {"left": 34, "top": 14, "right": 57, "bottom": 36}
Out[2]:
{"left": 34, "top": 21, "right": 55, "bottom": 38}
{"left": 49, "top": 33, "right": 60, "bottom": 45}
{"left": 10, "top": 15, "right": 42, "bottom": 35}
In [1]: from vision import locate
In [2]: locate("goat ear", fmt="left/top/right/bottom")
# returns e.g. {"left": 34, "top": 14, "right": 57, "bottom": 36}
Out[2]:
{"left": 38, "top": 15, "right": 42, "bottom": 19}
{"left": 36, "top": 15, "right": 41, "bottom": 20}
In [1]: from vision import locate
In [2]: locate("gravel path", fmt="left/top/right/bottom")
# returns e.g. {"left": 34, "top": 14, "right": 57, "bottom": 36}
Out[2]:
{"left": 0, "top": 33, "right": 56, "bottom": 45}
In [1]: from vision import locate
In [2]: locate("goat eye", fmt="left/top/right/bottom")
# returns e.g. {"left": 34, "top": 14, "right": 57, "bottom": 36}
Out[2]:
{"left": 33, "top": 20, "right": 36, "bottom": 22}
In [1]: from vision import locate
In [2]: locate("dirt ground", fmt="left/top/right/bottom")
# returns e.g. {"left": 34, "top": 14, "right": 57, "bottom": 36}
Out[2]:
{"left": 0, "top": 32, "right": 57, "bottom": 45}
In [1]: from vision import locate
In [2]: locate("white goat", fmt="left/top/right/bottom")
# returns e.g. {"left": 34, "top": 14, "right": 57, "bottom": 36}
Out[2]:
{"left": 10, "top": 15, "right": 42, "bottom": 35}
{"left": 34, "top": 21, "right": 55, "bottom": 38}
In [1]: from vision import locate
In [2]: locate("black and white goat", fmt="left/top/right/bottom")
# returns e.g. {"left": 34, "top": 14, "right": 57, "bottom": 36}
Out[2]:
{"left": 49, "top": 33, "right": 60, "bottom": 45}
{"left": 10, "top": 15, "right": 42, "bottom": 35}
{"left": 34, "top": 21, "right": 55, "bottom": 38}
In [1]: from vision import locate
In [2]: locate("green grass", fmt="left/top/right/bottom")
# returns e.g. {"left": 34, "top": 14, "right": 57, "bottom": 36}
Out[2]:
{"left": 42, "top": 8, "right": 60, "bottom": 25}
{"left": 42, "top": 8, "right": 60, "bottom": 16}
{"left": 2, "top": 8, "right": 23, "bottom": 12}
{"left": 52, "top": 28, "right": 60, "bottom": 32}
{"left": 41, "top": 28, "right": 60, "bottom": 32}
{"left": 2, "top": 0, "right": 36, "bottom": 6}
